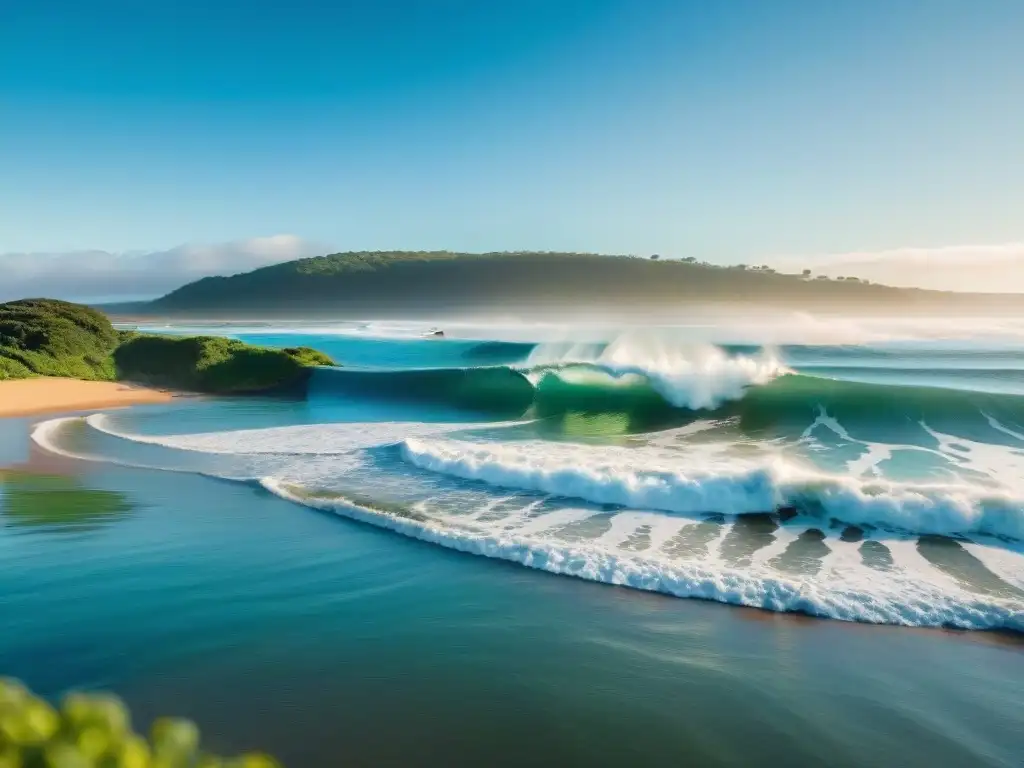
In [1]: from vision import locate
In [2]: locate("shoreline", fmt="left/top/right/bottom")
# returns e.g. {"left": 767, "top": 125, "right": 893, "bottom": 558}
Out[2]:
{"left": 0, "top": 378, "right": 179, "bottom": 418}
{"left": 1, "top": 407, "right": 1021, "bottom": 652}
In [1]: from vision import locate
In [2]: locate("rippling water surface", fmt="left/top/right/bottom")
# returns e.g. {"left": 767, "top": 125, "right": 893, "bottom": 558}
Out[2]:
{"left": 3, "top": 317, "right": 1024, "bottom": 766}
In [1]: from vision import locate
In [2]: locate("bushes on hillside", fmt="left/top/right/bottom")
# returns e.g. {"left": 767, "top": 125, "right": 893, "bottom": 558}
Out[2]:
{"left": 0, "top": 299, "right": 118, "bottom": 381}
{"left": 0, "top": 298, "right": 335, "bottom": 392}
{"left": 113, "top": 335, "right": 334, "bottom": 394}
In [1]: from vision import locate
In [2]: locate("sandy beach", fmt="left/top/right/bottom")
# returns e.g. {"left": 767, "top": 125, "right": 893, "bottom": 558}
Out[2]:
{"left": 0, "top": 378, "right": 174, "bottom": 418}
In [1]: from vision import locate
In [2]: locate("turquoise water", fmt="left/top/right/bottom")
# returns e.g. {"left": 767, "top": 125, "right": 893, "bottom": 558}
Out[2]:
{"left": 3, "top": 321, "right": 1024, "bottom": 765}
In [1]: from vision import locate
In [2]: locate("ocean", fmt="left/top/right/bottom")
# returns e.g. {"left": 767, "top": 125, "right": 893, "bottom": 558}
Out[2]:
{"left": 2, "top": 317, "right": 1024, "bottom": 766}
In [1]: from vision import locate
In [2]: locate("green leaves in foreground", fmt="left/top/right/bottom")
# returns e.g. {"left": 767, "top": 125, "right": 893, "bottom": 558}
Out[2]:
{"left": 0, "top": 678, "right": 280, "bottom": 767}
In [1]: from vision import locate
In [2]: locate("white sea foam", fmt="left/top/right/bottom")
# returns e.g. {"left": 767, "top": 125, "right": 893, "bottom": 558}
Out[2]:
{"left": 526, "top": 333, "right": 786, "bottom": 410}
{"left": 31, "top": 412, "right": 1024, "bottom": 630}
{"left": 57, "top": 413, "right": 1024, "bottom": 542}
{"left": 31, "top": 417, "right": 90, "bottom": 459}
{"left": 84, "top": 413, "right": 517, "bottom": 455}
{"left": 962, "top": 542, "right": 1024, "bottom": 592}
{"left": 983, "top": 413, "right": 1024, "bottom": 444}
{"left": 30, "top": 417, "right": 222, "bottom": 476}
{"left": 261, "top": 479, "right": 1024, "bottom": 631}
{"left": 922, "top": 423, "right": 1024, "bottom": 491}
{"left": 400, "top": 437, "right": 1024, "bottom": 540}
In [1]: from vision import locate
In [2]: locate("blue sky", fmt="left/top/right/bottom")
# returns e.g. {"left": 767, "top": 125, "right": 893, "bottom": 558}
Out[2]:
{"left": 1, "top": 0, "right": 1023, "bottom": 273}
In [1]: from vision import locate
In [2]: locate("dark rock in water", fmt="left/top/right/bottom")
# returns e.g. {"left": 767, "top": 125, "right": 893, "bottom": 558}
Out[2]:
{"left": 776, "top": 505, "right": 799, "bottom": 522}
{"left": 839, "top": 525, "right": 865, "bottom": 543}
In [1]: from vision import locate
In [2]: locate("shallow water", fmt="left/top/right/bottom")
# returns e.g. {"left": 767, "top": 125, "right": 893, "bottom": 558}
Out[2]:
{"left": 1, "top": 451, "right": 1022, "bottom": 767}
{"left": 40, "top": 323, "right": 1024, "bottom": 631}
{"left": 4, "top": 319, "right": 1024, "bottom": 765}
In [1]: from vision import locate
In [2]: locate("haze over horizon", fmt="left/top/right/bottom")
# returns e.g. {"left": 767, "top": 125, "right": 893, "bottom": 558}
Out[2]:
{"left": 4, "top": 238, "right": 1024, "bottom": 303}
{"left": 2, "top": 1, "right": 1023, "bottom": 299}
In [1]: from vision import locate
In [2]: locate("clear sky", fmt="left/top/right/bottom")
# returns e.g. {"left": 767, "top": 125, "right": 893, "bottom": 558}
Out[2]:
{"left": 2, "top": 0, "right": 1023, "bottom": 273}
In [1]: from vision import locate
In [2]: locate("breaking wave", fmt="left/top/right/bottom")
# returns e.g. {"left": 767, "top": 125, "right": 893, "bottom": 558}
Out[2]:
{"left": 312, "top": 342, "right": 786, "bottom": 416}
{"left": 25, "top": 328, "right": 1024, "bottom": 634}
{"left": 399, "top": 437, "right": 1024, "bottom": 540}
{"left": 261, "top": 480, "right": 1024, "bottom": 632}
{"left": 309, "top": 361, "right": 1024, "bottom": 444}
{"left": 30, "top": 411, "right": 1024, "bottom": 632}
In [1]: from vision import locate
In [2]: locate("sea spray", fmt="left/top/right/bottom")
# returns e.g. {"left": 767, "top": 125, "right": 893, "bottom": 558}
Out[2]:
{"left": 526, "top": 333, "right": 787, "bottom": 410}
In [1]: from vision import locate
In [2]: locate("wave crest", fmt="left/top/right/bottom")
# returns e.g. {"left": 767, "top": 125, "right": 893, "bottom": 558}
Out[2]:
{"left": 526, "top": 334, "right": 787, "bottom": 410}
{"left": 399, "top": 437, "right": 1024, "bottom": 540}
{"left": 310, "top": 341, "right": 786, "bottom": 418}
{"left": 262, "top": 479, "right": 1024, "bottom": 632}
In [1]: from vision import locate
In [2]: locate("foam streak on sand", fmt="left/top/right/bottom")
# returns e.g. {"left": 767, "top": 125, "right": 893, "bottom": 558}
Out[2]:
{"left": 0, "top": 378, "right": 173, "bottom": 417}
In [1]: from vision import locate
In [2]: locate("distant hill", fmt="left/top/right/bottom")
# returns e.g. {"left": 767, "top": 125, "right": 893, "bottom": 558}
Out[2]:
{"left": 140, "top": 251, "right": 1022, "bottom": 318}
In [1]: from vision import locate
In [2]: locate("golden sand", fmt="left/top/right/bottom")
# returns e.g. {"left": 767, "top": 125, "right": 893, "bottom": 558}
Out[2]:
{"left": 0, "top": 378, "right": 174, "bottom": 418}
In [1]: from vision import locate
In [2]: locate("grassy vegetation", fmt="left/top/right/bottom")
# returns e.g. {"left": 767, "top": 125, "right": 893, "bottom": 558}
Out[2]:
{"left": 148, "top": 250, "right": 1014, "bottom": 317}
{"left": 0, "top": 676, "right": 280, "bottom": 766}
{"left": 0, "top": 299, "right": 119, "bottom": 381}
{"left": 113, "top": 334, "right": 334, "bottom": 394}
{"left": 0, "top": 298, "right": 335, "bottom": 393}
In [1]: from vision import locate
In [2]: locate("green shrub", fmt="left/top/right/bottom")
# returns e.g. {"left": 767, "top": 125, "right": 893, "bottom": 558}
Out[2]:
{"left": 280, "top": 347, "right": 335, "bottom": 368}
{"left": 0, "top": 676, "right": 281, "bottom": 766}
{"left": 0, "top": 298, "right": 335, "bottom": 393}
{"left": 113, "top": 335, "right": 334, "bottom": 394}
{"left": 0, "top": 357, "right": 33, "bottom": 381}
{"left": 0, "top": 299, "right": 119, "bottom": 381}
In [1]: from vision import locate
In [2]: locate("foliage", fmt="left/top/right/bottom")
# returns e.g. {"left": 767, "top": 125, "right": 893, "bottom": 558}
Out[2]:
{"left": 113, "top": 335, "right": 334, "bottom": 394}
{"left": 0, "top": 358, "right": 33, "bottom": 380}
{"left": 0, "top": 676, "right": 280, "bottom": 766}
{"left": 0, "top": 299, "right": 119, "bottom": 381}
{"left": 280, "top": 347, "right": 335, "bottom": 367}
{"left": 0, "top": 299, "right": 335, "bottom": 393}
